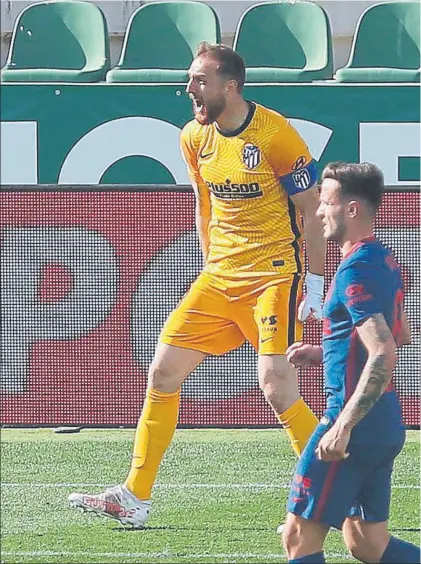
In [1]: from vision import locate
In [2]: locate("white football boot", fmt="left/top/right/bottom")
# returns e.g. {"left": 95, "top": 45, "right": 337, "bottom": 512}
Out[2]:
{"left": 68, "top": 484, "right": 151, "bottom": 528}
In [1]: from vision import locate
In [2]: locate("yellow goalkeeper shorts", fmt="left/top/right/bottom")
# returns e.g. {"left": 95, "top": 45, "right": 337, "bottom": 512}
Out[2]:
{"left": 159, "top": 272, "right": 303, "bottom": 356}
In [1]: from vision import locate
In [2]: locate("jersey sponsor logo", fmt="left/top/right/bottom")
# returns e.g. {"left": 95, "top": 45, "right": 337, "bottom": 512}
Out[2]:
{"left": 292, "top": 155, "right": 307, "bottom": 171}
{"left": 205, "top": 179, "right": 262, "bottom": 199}
{"left": 242, "top": 143, "right": 261, "bottom": 170}
{"left": 347, "top": 294, "right": 373, "bottom": 307}
{"left": 345, "top": 283, "right": 373, "bottom": 306}
{"left": 292, "top": 168, "right": 312, "bottom": 190}
{"left": 345, "top": 283, "right": 366, "bottom": 297}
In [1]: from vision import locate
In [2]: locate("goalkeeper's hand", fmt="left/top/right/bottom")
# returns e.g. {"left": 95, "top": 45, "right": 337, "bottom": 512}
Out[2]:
{"left": 298, "top": 272, "right": 324, "bottom": 321}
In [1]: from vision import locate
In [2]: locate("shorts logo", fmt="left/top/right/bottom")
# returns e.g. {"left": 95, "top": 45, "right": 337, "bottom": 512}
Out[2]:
{"left": 292, "top": 168, "right": 311, "bottom": 190}
{"left": 261, "top": 315, "right": 277, "bottom": 326}
{"left": 261, "top": 315, "right": 278, "bottom": 337}
{"left": 291, "top": 474, "right": 312, "bottom": 502}
{"left": 292, "top": 155, "right": 307, "bottom": 171}
{"left": 302, "top": 477, "right": 312, "bottom": 489}
{"left": 243, "top": 144, "right": 261, "bottom": 170}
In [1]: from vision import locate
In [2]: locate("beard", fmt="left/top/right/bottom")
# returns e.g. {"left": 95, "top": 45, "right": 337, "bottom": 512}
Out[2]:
{"left": 192, "top": 96, "right": 226, "bottom": 125}
{"left": 325, "top": 218, "right": 346, "bottom": 243}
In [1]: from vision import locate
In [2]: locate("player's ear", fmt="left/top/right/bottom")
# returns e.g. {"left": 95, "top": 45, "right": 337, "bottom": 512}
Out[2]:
{"left": 348, "top": 200, "right": 359, "bottom": 218}
{"left": 226, "top": 79, "right": 238, "bottom": 94}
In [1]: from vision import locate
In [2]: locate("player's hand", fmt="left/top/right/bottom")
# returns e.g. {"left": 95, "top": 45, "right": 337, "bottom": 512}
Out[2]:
{"left": 286, "top": 342, "right": 323, "bottom": 368}
{"left": 315, "top": 422, "right": 351, "bottom": 462}
{"left": 298, "top": 272, "right": 324, "bottom": 322}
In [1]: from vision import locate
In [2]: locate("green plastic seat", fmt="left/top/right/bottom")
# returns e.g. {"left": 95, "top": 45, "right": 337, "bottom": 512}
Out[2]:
{"left": 233, "top": 1, "right": 333, "bottom": 83}
{"left": 1, "top": 1, "right": 110, "bottom": 83}
{"left": 336, "top": 2, "right": 420, "bottom": 83}
{"left": 106, "top": 1, "right": 221, "bottom": 83}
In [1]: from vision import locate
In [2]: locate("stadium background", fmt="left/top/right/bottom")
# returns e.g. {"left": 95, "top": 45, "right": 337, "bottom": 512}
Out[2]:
{"left": 0, "top": 1, "right": 397, "bottom": 70}
{"left": 1, "top": 0, "right": 420, "bottom": 428}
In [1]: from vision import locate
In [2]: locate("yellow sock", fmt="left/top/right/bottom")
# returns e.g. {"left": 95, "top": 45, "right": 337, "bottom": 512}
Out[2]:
{"left": 277, "top": 398, "right": 318, "bottom": 457}
{"left": 124, "top": 387, "right": 180, "bottom": 501}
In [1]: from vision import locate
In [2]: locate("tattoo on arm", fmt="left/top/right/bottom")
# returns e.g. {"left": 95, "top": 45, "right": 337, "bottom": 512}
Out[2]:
{"left": 338, "top": 314, "right": 397, "bottom": 430}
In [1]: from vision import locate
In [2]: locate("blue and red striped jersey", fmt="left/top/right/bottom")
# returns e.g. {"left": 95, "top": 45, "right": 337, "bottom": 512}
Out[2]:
{"left": 322, "top": 236, "right": 405, "bottom": 445}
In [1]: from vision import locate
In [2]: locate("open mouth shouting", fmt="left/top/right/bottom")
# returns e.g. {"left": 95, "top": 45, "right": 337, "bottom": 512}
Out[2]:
{"left": 190, "top": 94, "right": 207, "bottom": 119}
{"left": 189, "top": 93, "right": 225, "bottom": 125}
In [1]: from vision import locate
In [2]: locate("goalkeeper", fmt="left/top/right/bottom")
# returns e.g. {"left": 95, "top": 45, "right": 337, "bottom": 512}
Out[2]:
{"left": 69, "top": 43, "right": 326, "bottom": 528}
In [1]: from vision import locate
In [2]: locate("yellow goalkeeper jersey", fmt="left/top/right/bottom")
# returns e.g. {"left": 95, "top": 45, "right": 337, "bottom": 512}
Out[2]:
{"left": 180, "top": 102, "right": 317, "bottom": 279}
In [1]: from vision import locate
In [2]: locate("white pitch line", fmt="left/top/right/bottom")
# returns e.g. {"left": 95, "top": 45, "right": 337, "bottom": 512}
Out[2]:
{"left": 0, "top": 550, "right": 354, "bottom": 561}
{"left": 0, "top": 482, "right": 287, "bottom": 489}
{"left": 0, "top": 482, "right": 419, "bottom": 489}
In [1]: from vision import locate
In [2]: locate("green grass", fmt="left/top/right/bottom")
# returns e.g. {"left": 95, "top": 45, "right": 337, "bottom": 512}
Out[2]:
{"left": 1, "top": 429, "right": 419, "bottom": 564}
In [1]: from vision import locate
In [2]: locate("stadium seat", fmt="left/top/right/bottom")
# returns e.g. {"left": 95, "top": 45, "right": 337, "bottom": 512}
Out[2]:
{"left": 106, "top": 1, "right": 221, "bottom": 83}
{"left": 335, "top": 1, "right": 420, "bottom": 83}
{"left": 1, "top": 1, "right": 110, "bottom": 83}
{"left": 232, "top": 2, "right": 333, "bottom": 83}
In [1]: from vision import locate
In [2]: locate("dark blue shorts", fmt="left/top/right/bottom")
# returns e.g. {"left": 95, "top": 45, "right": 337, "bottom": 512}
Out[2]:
{"left": 286, "top": 414, "right": 405, "bottom": 529}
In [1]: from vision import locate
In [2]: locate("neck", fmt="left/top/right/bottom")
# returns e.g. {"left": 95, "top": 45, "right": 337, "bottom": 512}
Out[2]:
{"left": 340, "top": 226, "right": 374, "bottom": 257}
{"left": 215, "top": 97, "right": 250, "bottom": 133}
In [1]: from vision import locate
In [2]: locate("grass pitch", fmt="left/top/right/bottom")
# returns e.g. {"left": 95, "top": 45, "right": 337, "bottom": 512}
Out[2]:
{"left": 1, "top": 428, "right": 419, "bottom": 563}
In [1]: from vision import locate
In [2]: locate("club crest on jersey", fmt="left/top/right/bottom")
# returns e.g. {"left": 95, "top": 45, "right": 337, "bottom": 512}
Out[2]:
{"left": 292, "top": 168, "right": 311, "bottom": 190}
{"left": 243, "top": 144, "right": 261, "bottom": 170}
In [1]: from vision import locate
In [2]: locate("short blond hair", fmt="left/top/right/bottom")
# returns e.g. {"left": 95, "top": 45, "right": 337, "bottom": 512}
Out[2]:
{"left": 195, "top": 42, "right": 246, "bottom": 93}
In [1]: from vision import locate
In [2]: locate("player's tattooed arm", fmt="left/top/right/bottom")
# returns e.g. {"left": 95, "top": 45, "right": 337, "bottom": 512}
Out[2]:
{"left": 337, "top": 313, "right": 398, "bottom": 431}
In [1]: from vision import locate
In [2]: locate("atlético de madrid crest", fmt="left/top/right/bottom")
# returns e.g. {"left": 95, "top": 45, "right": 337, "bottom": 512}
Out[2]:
{"left": 243, "top": 143, "right": 261, "bottom": 170}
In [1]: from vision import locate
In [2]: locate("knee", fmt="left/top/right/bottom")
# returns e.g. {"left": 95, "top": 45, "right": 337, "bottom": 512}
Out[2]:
{"left": 345, "top": 536, "right": 365, "bottom": 562}
{"left": 343, "top": 520, "right": 389, "bottom": 563}
{"left": 259, "top": 370, "right": 279, "bottom": 405}
{"left": 148, "top": 362, "right": 176, "bottom": 391}
{"left": 282, "top": 514, "right": 328, "bottom": 560}
{"left": 347, "top": 543, "right": 376, "bottom": 563}
{"left": 259, "top": 367, "right": 298, "bottom": 412}
{"left": 344, "top": 534, "right": 379, "bottom": 563}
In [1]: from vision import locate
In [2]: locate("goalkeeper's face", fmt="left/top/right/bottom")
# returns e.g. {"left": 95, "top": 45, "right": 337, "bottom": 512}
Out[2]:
{"left": 187, "top": 56, "right": 229, "bottom": 125}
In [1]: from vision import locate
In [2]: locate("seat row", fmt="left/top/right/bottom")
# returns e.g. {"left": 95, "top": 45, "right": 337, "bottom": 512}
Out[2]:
{"left": 1, "top": 0, "right": 420, "bottom": 83}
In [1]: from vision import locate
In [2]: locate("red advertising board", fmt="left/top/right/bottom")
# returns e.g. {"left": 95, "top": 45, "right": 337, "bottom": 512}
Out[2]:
{"left": 1, "top": 189, "right": 419, "bottom": 426}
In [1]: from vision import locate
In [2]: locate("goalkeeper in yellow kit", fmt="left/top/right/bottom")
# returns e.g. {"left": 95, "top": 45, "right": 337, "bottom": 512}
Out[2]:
{"left": 69, "top": 43, "right": 326, "bottom": 527}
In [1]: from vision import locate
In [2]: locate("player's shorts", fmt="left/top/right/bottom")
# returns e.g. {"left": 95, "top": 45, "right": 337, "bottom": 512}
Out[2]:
{"left": 160, "top": 271, "right": 303, "bottom": 356}
{"left": 286, "top": 412, "right": 405, "bottom": 529}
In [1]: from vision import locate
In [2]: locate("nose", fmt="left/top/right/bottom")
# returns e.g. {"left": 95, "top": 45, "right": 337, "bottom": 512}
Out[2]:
{"left": 316, "top": 202, "right": 324, "bottom": 218}
{"left": 186, "top": 78, "right": 194, "bottom": 95}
